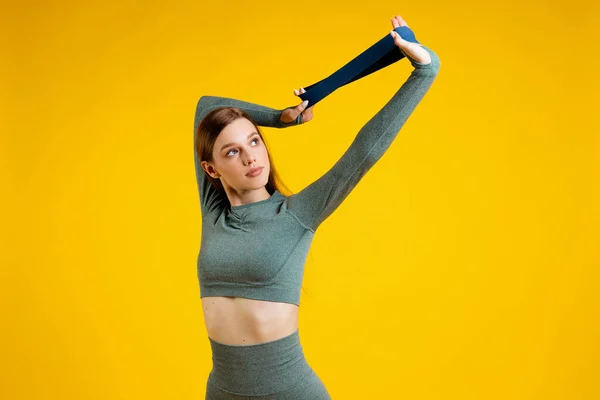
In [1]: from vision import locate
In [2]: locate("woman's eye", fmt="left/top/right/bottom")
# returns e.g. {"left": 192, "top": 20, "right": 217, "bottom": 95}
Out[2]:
{"left": 226, "top": 138, "right": 260, "bottom": 157}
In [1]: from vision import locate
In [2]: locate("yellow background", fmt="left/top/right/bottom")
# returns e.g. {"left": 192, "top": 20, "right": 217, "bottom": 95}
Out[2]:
{"left": 3, "top": 0, "right": 599, "bottom": 398}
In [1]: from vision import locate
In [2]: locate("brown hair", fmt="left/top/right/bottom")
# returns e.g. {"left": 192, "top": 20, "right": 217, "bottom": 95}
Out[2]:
{"left": 195, "top": 107, "right": 293, "bottom": 197}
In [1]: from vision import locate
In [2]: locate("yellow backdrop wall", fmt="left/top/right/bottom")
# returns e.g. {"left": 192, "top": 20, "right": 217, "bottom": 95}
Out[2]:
{"left": 2, "top": 0, "right": 599, "bottom": 399}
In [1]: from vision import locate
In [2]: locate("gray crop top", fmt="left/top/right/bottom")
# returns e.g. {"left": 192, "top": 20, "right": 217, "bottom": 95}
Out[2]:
{"left": 193, "top": 46, "right": 440, "bottom": 306}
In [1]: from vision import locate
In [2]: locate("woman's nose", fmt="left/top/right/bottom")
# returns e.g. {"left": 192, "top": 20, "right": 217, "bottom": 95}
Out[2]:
{"left": 244, "top": 154, "right": 257, "bottom": 166}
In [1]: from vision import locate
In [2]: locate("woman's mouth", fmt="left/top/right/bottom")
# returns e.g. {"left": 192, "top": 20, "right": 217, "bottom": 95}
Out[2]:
{"left": 246, "top": 167, "right": 263, "bottom": 177}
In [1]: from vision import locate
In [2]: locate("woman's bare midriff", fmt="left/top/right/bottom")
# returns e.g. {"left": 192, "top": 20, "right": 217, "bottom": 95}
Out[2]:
{"left": 201, "top": 296, "right": 299, "bottom": 345}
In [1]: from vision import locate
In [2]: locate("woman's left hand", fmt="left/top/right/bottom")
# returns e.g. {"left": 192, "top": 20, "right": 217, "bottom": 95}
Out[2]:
{"left": 390, "top": 15, "right": 431, "bottom": 65}
{"left": 280, "top": 87, "right": 314, "bottom": 124}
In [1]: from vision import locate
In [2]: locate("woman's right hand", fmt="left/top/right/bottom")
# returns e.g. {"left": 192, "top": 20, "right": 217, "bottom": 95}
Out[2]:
{"left": 389, "top": 15, "right": 431, "bottom": 65}
{"left": 280, "top": 87, "right": 314, "bottom": 124}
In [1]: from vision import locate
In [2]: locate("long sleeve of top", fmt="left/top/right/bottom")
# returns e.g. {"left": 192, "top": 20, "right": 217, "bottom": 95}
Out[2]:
{"left": 286, "top": 46, "right": 440, "bottom": 231}
{"left": 194, "top": 45, "right": 441, "bottom": 305}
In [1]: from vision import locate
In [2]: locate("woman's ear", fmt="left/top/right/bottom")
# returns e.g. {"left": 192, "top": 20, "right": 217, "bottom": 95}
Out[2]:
{"left": 201, "top": 161, "right": 220, "bottom": 178}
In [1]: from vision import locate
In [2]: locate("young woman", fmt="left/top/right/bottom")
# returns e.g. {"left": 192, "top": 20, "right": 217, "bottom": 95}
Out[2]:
{"left": 194, "top": 15, "right": 440, "bottom": 399}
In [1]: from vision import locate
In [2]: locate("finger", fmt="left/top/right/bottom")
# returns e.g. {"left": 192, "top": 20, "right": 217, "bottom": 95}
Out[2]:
{"left": 395, "top": 15, "right": 408, "bottom": 27}
{"left": 293, "top": 88, "right": 299, "bottom": 96}
{"left": 297, "top": 100, "right": 309, "bottom": 111}
{"left": 300, "top": 87, "right": 306, "bottom": 94}
{"left": 391, "top": 16, "right": 399, "bottom": 29}
{"left": 390, "top": 29, "right": 407, "bottom": 46}
{"left": 302, "top": 106, "right": 314, "bottom": 122}
{"left": 390, "top": 29, "right": 401, "bottom": 43}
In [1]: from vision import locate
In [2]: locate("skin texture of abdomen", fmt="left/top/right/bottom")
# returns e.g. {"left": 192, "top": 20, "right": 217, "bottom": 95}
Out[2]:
{"left": 201, "top": 296, "right": 299, "bottom": 345}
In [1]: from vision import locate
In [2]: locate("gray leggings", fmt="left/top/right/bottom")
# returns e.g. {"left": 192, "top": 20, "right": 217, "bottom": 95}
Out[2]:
{"left": 205, "top": 329, "right": 331, "bottom": 399}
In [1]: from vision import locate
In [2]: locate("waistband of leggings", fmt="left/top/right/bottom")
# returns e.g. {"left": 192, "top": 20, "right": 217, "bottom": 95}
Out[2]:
{"left": 208, "top": 329, "right": 313, "bottom": 395}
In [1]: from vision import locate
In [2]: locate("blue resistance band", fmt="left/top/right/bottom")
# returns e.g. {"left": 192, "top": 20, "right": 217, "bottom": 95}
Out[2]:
{"left": 298, "top": 25, "right": 420, "bottom": 107}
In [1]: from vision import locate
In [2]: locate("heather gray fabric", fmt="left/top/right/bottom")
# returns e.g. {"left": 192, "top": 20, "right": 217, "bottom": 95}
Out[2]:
{"left": 193, "top": 45, "right": 440, "bottom": 306}
{"left": 205, "top": 329, "right": 330, "bottom": 399}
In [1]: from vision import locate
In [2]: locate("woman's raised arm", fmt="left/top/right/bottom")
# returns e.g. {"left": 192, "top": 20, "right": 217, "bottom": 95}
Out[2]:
{"left": 194, "top": 96, "right": 309, "bottom": 133}
{"left": 285, "top": 43, "right": 441, "bottom": 232}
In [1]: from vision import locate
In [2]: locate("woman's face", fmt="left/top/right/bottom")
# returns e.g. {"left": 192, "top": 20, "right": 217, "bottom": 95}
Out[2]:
{"left": 202, "top": 117, "right": 270, "bottom": 193}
